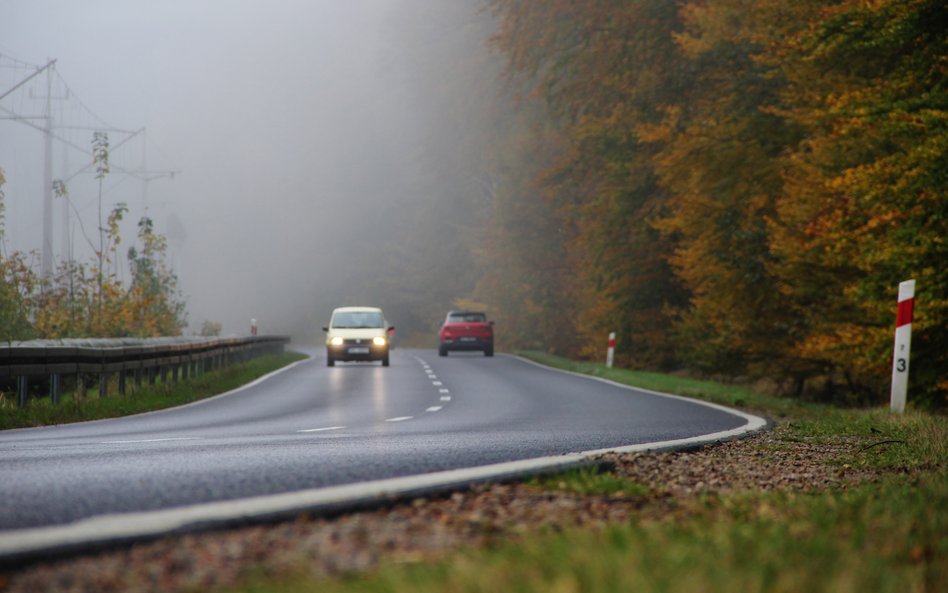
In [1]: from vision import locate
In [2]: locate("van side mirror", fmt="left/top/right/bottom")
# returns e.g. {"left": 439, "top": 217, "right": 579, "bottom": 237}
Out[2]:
{"left": 322, "top": 327, "right": 328, "bottom": 332}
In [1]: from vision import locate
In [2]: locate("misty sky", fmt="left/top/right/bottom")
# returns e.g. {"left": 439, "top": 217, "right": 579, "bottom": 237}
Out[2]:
{"left": 0, "top": 0, "right": 448, "bottom": 338}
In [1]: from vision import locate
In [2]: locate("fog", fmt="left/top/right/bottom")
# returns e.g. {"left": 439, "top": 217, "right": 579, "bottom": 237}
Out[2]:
{"left": 0, "top": 0, "right": 494, "bottom": 341}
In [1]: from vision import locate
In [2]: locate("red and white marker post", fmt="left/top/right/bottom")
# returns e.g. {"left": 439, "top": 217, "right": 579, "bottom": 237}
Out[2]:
{"left": 890, "top": 279, "right": 915, "bottom": 414}
{"left": 251, "top": 318, "right": 258, "bottom": 336}
{"left": 606, "top": 332, "right": 616, "bottom": 368}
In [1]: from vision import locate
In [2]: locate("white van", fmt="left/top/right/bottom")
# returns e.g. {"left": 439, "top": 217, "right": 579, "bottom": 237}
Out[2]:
{"left": 322, "top": 306, "right": 394, "bottom": 367}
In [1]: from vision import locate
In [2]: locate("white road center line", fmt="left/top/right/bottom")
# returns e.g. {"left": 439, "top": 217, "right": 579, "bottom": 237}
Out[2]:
{"left": 99, "top": 437, "right": 203, "bottom": 444}
{"left": 297, "top": 426, "right": 346, "bottom": 433}
{"left": 432, "top": 381, "right": 442, "bottom": 386}
{"left": 386, "top": 416, "right": 413, "bottom": 422}
{"left": 439, "top": 388, "right": 450, "bottom": 393}
{"left": 440, "top": 396, "right": 452, "bottom": 402}
{"left": 426, "top": 406, "right": 442, "bottom": 412}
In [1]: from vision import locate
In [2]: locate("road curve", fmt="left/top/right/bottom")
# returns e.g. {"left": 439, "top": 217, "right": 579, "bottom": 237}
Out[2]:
{"left": 0, "top": 348, "right": 762, "bottom": 535}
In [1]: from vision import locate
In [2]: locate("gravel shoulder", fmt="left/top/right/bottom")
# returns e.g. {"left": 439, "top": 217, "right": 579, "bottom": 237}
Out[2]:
{"left": 0, "top": 422, "right": 898, "bottom": 593}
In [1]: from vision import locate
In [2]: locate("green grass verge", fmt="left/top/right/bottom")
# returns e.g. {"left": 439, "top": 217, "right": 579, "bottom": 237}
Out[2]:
{"left": 516, "top": 351, "right": 947, "bottom": 472}
{"left": 0, "top": 352, "right": 308, "bottom": 430}
{"left": 517, "top": 350, "right": 803, "bottom": 416}
{"left": 218, "top": 350, "right": 945, "bottom": 593}
{"left": 235, "top": 472, "right": 946, "bottom": 593}
{"left": 528, "top": 466, "right": 651, "bottom": 499}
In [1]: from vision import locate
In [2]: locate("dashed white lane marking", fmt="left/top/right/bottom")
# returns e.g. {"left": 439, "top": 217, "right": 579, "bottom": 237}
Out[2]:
{"left": 297, "top": 426, "right": 346, "bottom": 433}
{"left": 426, "top": 406, "right": 442, "bottom": 412}
{"left": 432, "top": 381, "right": 443, "bottom": 386}
{"left": 440, "top": 396, "right": 451, "bottom": 402}
{"left": 386, "top": 416, "right": 413, "bottom": 423}
{"left": 439, "top": 388, "right": 450, "bottom": 393}
{"left": 99, "top": 437, "right": 203, "bottom": 444}
{"left": 427, "top": 374, "right": 437, "bottom": 379}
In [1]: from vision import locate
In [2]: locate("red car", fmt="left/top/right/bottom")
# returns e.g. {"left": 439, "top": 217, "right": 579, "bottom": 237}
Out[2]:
{"left": 438, "top": 311, "right": 494, "bottom": 357}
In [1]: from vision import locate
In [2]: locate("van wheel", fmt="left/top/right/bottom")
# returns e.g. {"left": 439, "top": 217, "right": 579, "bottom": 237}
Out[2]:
{"left": 382, "top": 354, "right": 390, "bottom": 367}
{"left": 438, "top": 345, "right": 447, "bottom": 357}
{"left": 327, "top": 351, "right": 335, "bottom": 367}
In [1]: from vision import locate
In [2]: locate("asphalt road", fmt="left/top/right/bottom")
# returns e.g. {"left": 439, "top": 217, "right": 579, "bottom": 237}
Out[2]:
{"left": 0, "top": 349, "right": 748, "bottom": 532}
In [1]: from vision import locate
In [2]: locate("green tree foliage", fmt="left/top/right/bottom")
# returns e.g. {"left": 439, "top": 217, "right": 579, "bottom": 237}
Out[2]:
{"left": 768, "top": 0, "right": 948, "bottom": 402}
{"left": 488, "top": 0, "right": 688, "bottom": 367}
{"left": 485, "top": 0, "right": 946, "bottom": 404}
{"left": 470, "top": 102, "right": 578, "bottom": 354}
{"left": 646, "top": 0, "right": 815, "bottom": 378}
{"left": 126, "top": 216, "right": 188, "bottom": 336}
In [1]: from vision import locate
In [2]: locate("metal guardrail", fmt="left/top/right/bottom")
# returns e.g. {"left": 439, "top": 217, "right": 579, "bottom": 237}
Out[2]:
{"left": 0, "top": 335, "right": 291, "bottom": 408}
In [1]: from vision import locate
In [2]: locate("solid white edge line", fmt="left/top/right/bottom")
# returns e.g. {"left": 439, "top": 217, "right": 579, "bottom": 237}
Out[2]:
{"left": 0, "top": 351, "right": 768, "bottom": 559}
{"left": 0, "top": 455, "right": 585, "bottom": 558}
{"left": 505, "top": 353, "right": 768, "bottom": 434}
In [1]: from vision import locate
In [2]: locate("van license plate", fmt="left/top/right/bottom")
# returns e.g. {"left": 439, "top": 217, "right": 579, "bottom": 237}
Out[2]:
{"left": 349, "top": 347, "right": 369, "bottom": 354}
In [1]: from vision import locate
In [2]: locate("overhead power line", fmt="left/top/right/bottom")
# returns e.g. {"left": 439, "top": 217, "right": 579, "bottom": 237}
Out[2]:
{"left": 0, "top": 53, "right": 178, "bottom": 277}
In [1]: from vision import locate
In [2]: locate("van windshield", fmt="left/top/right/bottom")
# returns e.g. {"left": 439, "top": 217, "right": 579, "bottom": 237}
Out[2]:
{"left": 332, "top": 311, "right": 383, "bottom": 329}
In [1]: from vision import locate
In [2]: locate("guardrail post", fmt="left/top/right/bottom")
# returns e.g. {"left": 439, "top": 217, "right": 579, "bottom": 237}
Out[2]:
{"left": 135, "top": 368, "right": 143, "bottom": 390}
{"left": 99, "top": 373, "right": 109, "bottom": 398}
{"left": 118, "top": 370, "right": 127, "bottom": 396}
{"left": 51, "top": 374, "right": 61, "bottom": 405}
{"left": 17, "top": 376, "right": 28, "bottom": 408}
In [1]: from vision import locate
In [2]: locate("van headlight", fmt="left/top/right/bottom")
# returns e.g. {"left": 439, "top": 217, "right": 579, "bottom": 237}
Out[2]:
{"left": 372, "top": 336, "right": 387, "bottom": 346}
{"left": 330, "top": 337, "right": 344, "bottom": 346}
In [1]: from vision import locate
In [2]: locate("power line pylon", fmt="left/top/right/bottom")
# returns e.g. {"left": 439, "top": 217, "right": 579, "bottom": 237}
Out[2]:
{"left": 0, "top": 55, "right": 178, "bottom": 277}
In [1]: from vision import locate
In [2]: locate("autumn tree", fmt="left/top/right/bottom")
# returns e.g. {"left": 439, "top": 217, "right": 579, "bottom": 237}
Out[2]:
{"left": 769, "top": 0, "right": 948, "bottom": 403}
{"left": 471, "top": 101, "right": 579, "bottom": 353}
{"left": 488, "top": 0, "right": 688, "bottom": 367}
{"left": 126, "top": 216, "right": 187, "bottom": 336}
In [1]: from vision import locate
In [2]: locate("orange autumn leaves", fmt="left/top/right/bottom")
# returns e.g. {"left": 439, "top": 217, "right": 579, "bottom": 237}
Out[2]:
{"left": 486, "top": 0, "right": 946, "bottom": 404}
{"left": 0, "top": 201, "right": 186, "bottom": 341}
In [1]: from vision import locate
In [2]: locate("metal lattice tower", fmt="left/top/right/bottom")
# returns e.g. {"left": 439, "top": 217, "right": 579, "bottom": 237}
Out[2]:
{"left": 0, "top": 53, "right": 177, "bottom": 277}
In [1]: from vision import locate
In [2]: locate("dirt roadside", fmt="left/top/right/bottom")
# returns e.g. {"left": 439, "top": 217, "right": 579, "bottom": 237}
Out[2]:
{"left": 0, "top": 424, "right": 888, "bottom": 593}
